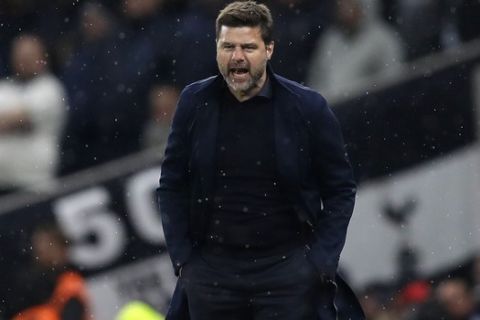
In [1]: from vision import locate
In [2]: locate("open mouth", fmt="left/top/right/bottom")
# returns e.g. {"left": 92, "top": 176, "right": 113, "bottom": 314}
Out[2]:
{"left": 230, "top": 67, "right": 249, "bottom": 75}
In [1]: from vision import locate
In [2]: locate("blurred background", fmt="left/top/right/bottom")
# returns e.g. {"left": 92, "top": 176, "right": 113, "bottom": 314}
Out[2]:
{"left": 0, "top": 0, "right": 480, "bottom": 319}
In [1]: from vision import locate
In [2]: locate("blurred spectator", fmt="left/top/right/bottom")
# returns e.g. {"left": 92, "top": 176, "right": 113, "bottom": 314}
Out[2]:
{"left": 435, "top": 278, "right": 480, "bottom": 320}
{"left": 0, "top": 0, "right": 78, "bottom": 74}
{"left": 456, "top": 0, "right": 480, "bottom": 43}
{"left": 359, "top": 282, "right": 399, "bottom": 320}
{"left": 115, "top": 301, "right": 165, "bottom": 320}
{"left": 307, "top": 0, "right": 405, "bottom": 100}
{"left": 394, "top": 0, "right": 444, "bottom": 59}
{"left": 268, "top": 0, "right": 331, "bottom": 83}
{"left": 0, "top": 56, "right": 6, "bottom": 78}
{"left": 412, "top": 298, "right": 449, "bottom": 320}
{"left": 10, "top": 223, "right": 92, "bottom": 320}
{"left": 0, "top": 0, "right": 477, "bottom": 179}
{"left": 0, "top": 34, "right": 66, "bottom": 194}
{"left": 397, "top": 280, "right": 432, "bottom": 320}
{"left": 141, "top": 84, "right": 179, "bottom": 152}
{"left": 171, "top": 0, "right": 225, "bottom": 86}
{"left": 60, "top": 0, "right": 177, "bottom": 174}
{"left": 472, "top": 254, "right": 480, "bottom": 305}
{"left": 384, "top": 0, "right": 461, "bottom": 61}
{"left": 60, "top": 2, "right": 119, "bottom": 174}
{"left": 0, "top": 1, "right": 38, "bottom": 70}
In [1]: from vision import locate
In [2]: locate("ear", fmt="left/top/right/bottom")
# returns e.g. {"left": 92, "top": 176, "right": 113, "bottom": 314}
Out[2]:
{"left": 266, "top": 41, "right": 274, "bottom": 60}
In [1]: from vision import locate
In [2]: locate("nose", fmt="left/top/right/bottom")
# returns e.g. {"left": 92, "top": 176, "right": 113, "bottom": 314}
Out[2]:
{"left": 231, "top": 47, "right": 245, "bottom": 62}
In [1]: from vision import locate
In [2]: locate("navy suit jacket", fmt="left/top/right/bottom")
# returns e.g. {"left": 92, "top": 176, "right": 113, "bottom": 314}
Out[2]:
{"left": 158, "top": 68, "right": 364, "bottom": 319}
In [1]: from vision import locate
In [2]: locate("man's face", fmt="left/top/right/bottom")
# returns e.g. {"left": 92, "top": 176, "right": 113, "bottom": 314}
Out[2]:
{"left": 11, "top": 37, "right": 46, "bottom": 79}
{"left": 32, "top": 230, "right": 67, "bottom": 267}
{"left": 337, "top": 0, "right": 362, "bottom": 31}
{"left": 437, "top": 281, "right": 474, "bottom": 318}
{"left": 216, "top": 25, "right": 273, "bottom": 97}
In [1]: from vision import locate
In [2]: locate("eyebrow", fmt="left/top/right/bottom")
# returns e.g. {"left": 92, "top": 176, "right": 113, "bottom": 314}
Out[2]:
{"left": 221, "top": 42, "right": 259, "bottom": 48}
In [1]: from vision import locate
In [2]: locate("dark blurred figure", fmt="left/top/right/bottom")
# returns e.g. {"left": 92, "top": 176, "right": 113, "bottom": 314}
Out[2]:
{"left": 60, "top": 2, "right": 118, "bottom": 174}
{"left": 0, "top": 57, "right": 6, "bottom": 78}
{"left": 8, "top": 223, "right": 91, "bottom": 320}
{"left": 141, "top": 84, "right": 179, "bottom": 152}
{"left": 0, "top": 0, "right": 78, "bottom": 74}
{"left": 472, "top": 254, "right": 480, "bottom": 306}
{"left": 381, "top": 0, "right": 464, "bottom": 61}
{"left": 171, "top": 0, "right": 226, "bottom": 87}
{"left": 412, "top": 298, "right": 450, "bottom": 320}
{"left": 388, "top": 0, "right": 444, "bottom": 60}
{"left": 61, "top": 0, "right": 179, "bottom": 174}
{"left": 268, "top": 0, "right": 331, "bottom": 83}
{"left": 456, "top": 0, "right": 480, "bottom": 43}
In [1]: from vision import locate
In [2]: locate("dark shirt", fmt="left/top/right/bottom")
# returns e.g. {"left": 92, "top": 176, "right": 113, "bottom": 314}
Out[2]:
{"left": 205, "top": 79, "right": 303, "bottom": 258}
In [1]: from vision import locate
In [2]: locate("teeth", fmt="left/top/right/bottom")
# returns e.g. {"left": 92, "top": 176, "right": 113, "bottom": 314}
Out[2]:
{"left": 232, "top": 69, "right": 247, "bottom": 74}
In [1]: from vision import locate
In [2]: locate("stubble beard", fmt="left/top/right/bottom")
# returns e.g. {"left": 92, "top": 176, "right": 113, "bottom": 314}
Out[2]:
{"left": 221, "top": 60, "right": 267, "bottom": 96}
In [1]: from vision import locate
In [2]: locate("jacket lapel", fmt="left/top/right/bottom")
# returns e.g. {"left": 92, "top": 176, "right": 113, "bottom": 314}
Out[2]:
{"left": 272, "top": 75, "right": 302, "bottom": 193}
{"left": 192, "top": 81, "right": 221, "bottom": 198}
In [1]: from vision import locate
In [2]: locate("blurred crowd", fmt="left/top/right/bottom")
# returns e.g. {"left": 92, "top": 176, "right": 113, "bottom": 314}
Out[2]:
{"left": 1, "top": 0, "right": 480, "bottom": 318}
{"left": 3, "top": 222, "right": 91, "bottom": 319}
{"left": 1, "top": 0, "right": 479, "bottom": 192}
{"left": 357, "top": 252, "right": 480, "bottom": 319}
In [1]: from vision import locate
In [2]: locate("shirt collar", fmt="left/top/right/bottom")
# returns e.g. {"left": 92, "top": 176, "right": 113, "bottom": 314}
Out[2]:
{"left": 257, "top": 76, "right": 272, "bottom": 99}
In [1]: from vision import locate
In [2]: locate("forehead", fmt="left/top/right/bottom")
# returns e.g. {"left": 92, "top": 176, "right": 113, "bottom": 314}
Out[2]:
{"left": 13, "top": 38, "right": 43, "bottom": 54}
{"left": 217, "top": 25, "right": 263, "bottom": 43}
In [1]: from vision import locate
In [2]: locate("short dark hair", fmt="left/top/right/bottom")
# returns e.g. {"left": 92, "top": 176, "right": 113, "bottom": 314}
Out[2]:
{"left": 216, "top": 1, "right": 274, "bottom": 44}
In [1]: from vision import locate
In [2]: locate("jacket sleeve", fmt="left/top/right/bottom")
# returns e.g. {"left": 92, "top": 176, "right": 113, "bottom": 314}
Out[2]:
{"left": 307, "top": 95, "right": 356, "bottom": 280}
{"left": 157, "top": 87, "right": 195, "bottom": 276}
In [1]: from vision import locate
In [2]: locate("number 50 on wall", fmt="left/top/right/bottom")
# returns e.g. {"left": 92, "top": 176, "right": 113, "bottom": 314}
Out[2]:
{"left": 53, "top": 167, "right": 164, "bottom": 269}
